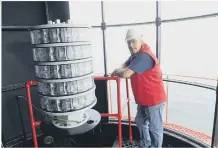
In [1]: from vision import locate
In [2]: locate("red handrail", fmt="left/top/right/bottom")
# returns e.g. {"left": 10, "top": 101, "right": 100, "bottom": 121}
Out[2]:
{"left": 96, "top": 76, "right": 123, "bottom": 148}
{"left": 25, "top": 81, "right": 39, "bottom": 148}
{"left": 125, "top": 78, "right": 133, "bottom": 143}
{"left": 25, "top": 76, "right": 123, "bottom": 148}
{"left": 166, "top": 75, "right": 169, "bottom": 124}
{"left": 108, "top": 73, "right": 216, "bottom": 144}
{"left": 108, "top": 80, "right": 113, "bottom": 113}
{"left": 25, "top": 74, "right": 215, "bottom": 147}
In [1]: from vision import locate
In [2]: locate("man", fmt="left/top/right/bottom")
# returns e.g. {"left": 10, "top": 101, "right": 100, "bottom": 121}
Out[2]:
{"left": 111, "top": 28, "right": 166, "bottom": 148}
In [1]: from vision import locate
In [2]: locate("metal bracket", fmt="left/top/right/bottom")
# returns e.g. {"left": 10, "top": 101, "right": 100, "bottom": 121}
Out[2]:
{"left": 155, "top": 17, "right": 162, "bottom": 26}
{"left": 101, "top": 22, "right": 106, "bottom": 31}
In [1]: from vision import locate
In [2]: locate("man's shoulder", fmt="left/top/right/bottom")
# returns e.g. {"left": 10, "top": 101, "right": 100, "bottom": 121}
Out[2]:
{"left": 134, "top": 52, "right": 152, "bottom": 60}
{"left": 128, "top": 52, "right": 155, "bottom": 74}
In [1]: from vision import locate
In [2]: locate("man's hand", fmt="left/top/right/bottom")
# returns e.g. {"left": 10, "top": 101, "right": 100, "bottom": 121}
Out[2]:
{"left": 111, "top": 68, "right": 120, "bottom": 76}
{"left": 111, "top": 68, "right": 134, "bottom": 78}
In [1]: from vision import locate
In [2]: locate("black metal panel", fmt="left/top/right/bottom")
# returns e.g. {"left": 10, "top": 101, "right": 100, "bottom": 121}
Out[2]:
{"left": 212, "top": 82, "right": 218, "bottom": 147}
{"left": 46, "top": 1, "right": 70, "bottom": 22}
{"left": 2, "top": 31, "right": 35, "bottom": 86}
{"left": 93, "top": 80, "right": 109, "bottom": 122}
{"left": 2, "top": 87, "right": 43, "bottom": 142}
{"left": 2, "top": 80, "right": 109, "bottom": 146}
{"left": 2, "top": 1, "right": 45, "bottom": 143}
{"left": 2, "top": 1, "right": 109, "bottom": 144}
{"left": 2, "top": 1, "right": 47, "bottom": 26}
{"left": 7, "top": 122, "right": 207, "bottom": 147}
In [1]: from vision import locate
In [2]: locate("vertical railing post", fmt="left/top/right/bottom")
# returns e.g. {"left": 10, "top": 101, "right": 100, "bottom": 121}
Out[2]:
{"left": 25, "top": 81, "right": 38, "bottom": 148}
{"left": 108, "top": 80, "right": 113, "bottom": 114}
{"left": 166, "top": 75, "right": 169, "bottom": 124}
{"left": 116, "top": 77, "right": 122, "bottom": 148}
{"left": 95, "top": 76, "right": 123, "bottom": 148}
{"left": 126, "top": 78, "right": 133, "bottom": 142}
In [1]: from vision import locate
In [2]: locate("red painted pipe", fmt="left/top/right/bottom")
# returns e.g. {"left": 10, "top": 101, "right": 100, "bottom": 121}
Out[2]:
{"left": 101, "top": 113, "right": 118, "bottom": 117}
{"left": 116, "top": 78, "right": 122, "bottom": 148}
{"left": 25, "top": 76, "right": 123, "bottom": 148}
{"left": 26, "top": 81, "right": 38, "bottom": 148}
{"left": 126, "top": 78, "right": 133, "bottom": 142}
{"left": 94, "top": 76, "right": 119, "bottom": 81}
{"left": 97, "top": 76, "right": 122, "bottom": 148}
{"left": 34, "top": 121, "right": 41, "bottom": 127}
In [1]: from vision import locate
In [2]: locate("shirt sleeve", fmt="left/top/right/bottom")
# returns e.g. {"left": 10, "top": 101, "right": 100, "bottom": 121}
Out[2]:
{"left": 128, "top": 53, "right": 155, "bottom": 74}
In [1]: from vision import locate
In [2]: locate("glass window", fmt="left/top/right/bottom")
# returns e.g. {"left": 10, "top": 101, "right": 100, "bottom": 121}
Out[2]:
{"left": 107, "top": 79, "right": 137, "bottom": 117}
{"left": 161, "top": 1, "right": 218, "bottom": 20}
{"left": 161, "top": 17, "right": 218, "bottom": 79}
{"left": 105, "top": 25, "right": 156, "bottom": 73}
{"left": 91, "top": 28, "right": 105, "bottom": 74}
{"left": 69, "top": 1, "right": 101, "bottom": 26}
{"left": 69, "top": 2, "right": 104, "bottom": 74}
{"left": 167, "top": 82, "right": 216, "bottom": 136}
{"left": 104, "top": 1, "right": 156, "bottom": 25}
{"left": 109, "top": 78, "right": 216, "bottom": 137}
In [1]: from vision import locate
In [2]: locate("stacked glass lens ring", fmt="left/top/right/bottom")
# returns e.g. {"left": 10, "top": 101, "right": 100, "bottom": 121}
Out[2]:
{"left": 29, "top": 19, "right": 97, "bottom": 129}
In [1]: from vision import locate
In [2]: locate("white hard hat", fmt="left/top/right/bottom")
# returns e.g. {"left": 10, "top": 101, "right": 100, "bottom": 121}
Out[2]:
{"left": 125, "top": 28, "right": 143, "bottom": 42}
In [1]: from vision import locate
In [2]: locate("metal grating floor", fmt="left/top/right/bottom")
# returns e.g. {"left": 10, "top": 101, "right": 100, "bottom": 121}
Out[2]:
{"left": 112, "top": 137, "right": 139, "bottom": 148}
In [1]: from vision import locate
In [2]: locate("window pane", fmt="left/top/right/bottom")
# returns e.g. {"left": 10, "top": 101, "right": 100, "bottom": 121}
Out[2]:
{"left": 108, "top": 79, "right": 137, "bottom": 116}
{"left": 161, "top": 1, "right": 218, "bottom": 20}
{"left": 106, "top": 25, "right": 156, "bottom": 73}
{"left": 91, "top": 28, "right": 104, "bottom": 74}
{"left": 104, "top": 1, "right": 156, "bottom": 24}
{"left": 167, "top": 82, "right": 216, "bottom": 136}
{"left": 69, "top": 1, "right": 101, "bottom": 26}
{"left": 161, "top": 17, "right": 218, "bottom": 79}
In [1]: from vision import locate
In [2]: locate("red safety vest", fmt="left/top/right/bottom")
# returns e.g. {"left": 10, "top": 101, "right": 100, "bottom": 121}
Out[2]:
{"left": 130, "top": 43, "right": 166, "bottom": 106}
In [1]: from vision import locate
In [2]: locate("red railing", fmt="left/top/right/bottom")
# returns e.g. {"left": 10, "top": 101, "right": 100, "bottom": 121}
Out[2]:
{"left": 165, "top": 75, "right": 169, "bottom": 123}
{"left": 125, "top": 78, "right": 133, "bottom": 143}
{"left": 26, "top": 74, "right": 216, "bottom": 148}
{"left": 25, "top": 81, "right": 40, "bottom": 148}
{"left": 25, "top": 76, "right": 124, "bottom": 148}
{"left": 107, "top": 74, "right": 216, "bottom": 145}
{"left": 94, "top": 76, "right": 123, "bottom": 147}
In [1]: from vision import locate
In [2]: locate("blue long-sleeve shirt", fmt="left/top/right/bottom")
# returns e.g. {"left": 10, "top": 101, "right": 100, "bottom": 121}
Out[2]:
{"left": 125, "top": 53, "right": 155, "bottom": 74}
